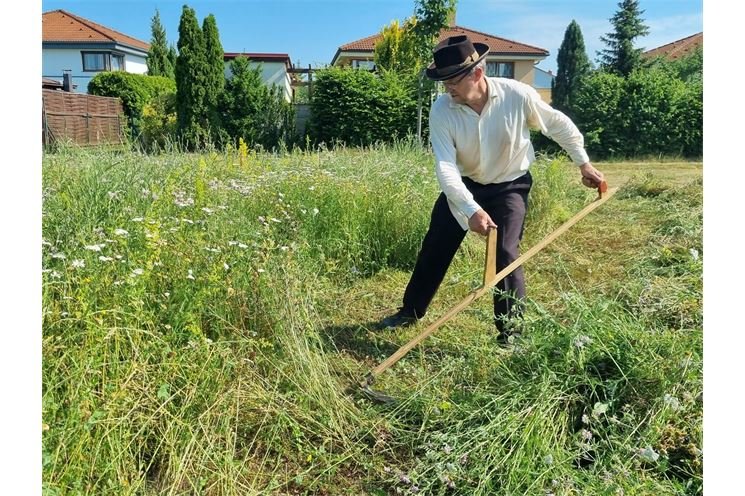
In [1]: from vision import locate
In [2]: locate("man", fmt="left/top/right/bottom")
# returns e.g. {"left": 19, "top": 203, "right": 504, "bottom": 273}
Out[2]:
{"left": 378, "top": 35, "right": 604, "bottom": 343}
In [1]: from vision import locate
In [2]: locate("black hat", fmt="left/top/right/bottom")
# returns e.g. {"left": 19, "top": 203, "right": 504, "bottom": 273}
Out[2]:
{"left": 425, "top": 35, "right": 489, "bottom": 81}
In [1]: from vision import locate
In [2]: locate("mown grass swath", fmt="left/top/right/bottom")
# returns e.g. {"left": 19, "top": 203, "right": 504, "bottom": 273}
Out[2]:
{"left": 42, "top": 143, "right": 702, "bottom": 495}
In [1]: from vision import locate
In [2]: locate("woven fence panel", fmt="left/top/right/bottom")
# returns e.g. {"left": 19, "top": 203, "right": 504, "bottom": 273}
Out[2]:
{"left": 42, "top": 89, "right": 124, "bottom": 146}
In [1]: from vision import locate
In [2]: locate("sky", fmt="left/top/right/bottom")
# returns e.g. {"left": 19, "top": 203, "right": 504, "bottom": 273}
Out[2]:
{"left": 40, "top": 0, "right": 703, "bottom": 74}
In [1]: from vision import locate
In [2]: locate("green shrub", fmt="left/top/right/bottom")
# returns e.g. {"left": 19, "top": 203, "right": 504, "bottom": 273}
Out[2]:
{"left": 308, "top": 67, "right": 421, "bottom": 146}
{"left": 88, "top": 72, "right": 176, "bottom": 136}
{"left": 140, "top": 92, "right": 178, "bottom": 152}
{"left": 572, "top": 70, "right": 702, "bottom": 159}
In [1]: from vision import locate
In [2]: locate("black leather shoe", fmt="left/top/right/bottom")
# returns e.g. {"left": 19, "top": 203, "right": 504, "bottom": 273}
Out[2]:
{"left": 377, "top": 308, "right": 420, "bottom": 330}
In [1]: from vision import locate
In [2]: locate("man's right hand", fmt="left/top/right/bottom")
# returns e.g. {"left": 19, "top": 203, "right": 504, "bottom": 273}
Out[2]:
{"left": 468, "top": 209, "right": 497, "bottom": 236}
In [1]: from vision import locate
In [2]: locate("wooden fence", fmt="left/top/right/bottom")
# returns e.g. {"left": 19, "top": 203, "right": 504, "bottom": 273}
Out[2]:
{"left": 42, "top": 89, "right": 125, "bottom": 146}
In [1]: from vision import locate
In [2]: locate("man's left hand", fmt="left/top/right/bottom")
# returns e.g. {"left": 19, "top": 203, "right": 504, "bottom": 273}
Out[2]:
{"left": 579, "top": 162, "right": 604, "bottom": 188}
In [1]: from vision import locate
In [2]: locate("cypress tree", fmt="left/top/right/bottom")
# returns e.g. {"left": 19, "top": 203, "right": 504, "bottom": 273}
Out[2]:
{"left": 175, "top": 5, "right": 208, "bottom": 149}
{"left": 147, "top": 9, "right": 174, "bottom": 78}
{"left": 168, "top": 45, "right": 178, "bottom": 74}
{"left": 202, "top": 14, "right": 225, "bottom": 140}
{"left": 552, "top": 20, "right": 591, "bottom": 117}
{"left": 598, "top": 0, "right": 650, "bottom": 76}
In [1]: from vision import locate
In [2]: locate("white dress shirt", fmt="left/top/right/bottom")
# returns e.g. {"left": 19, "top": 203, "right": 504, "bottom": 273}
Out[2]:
{"left": 429, "top": 76, "right": 590, "bottom": 230}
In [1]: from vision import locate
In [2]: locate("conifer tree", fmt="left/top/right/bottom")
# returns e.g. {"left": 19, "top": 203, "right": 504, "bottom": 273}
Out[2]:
{"left": 175, "top": 5, "right": 209, "bottom": 149}
{"left": 552, "top": 20, "right": 591, "bottom": 117}
{"left": 598, "top": 0, "right": 650, "bottom": 76}
{"left": 202, "top": 14, "right": 225, "bottom": 139}
{"left": 146, "top": 9, "right": 174, "bottom": 78}
{"left": 168, "top": 45, "right": 178, "bottom": 74}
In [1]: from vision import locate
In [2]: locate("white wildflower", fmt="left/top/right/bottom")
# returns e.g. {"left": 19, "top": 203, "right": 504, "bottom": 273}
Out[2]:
{"left": 201, "top": 207, "right": 214, "bottom": 214}
{"left": 580, "top": 429, "right": 593, "bottom": 441}
{"left": 173, "top": 191, "right": 194, "bottom": 207}
{"left": 638, "top": 446, "right": 659, "bottom": 462}
{"left": 50, "top": 270, "right": 61, "bottom": 279}
{"left": 443, "top": 443, "right": 452, "bottom": 454}
{"left": 573, "top": 335, "right": 592, "bottom": 348}
{"left": 71, "top": 259, "right": 85, "bottom": 268}
{"left": 187, "top": 269, "right": 195, "bottom": 280}
{"left": 84, "top": 244, "right": 105, "bottom": 252}
{"left": 107, "top": 191, "right": 119, "bottom": 200}
{"left": 312, "top": 208, "right": 319, "bottom": 216}
{"left": 51, "top": 252, "right": 66, "bottom": 260}
{"left": 131, "top": 217, "right": 144, "bottom": 222}
{"left": 689, "top": 248, "right": 699, "bottom": 261}
{"left": 308, "top": 186, "right": 315, "bottom": 191}
{"left": 114, "top": 228, "right": 129, "bottom": 237}
{"left": 98, "top": 256, "right": 114, "bottom": 262}
{"left": 270, "top": 217, "right": 281, "bottom": 223}
{"left": 130, "top": 268, "right": 144, "bottom": 277}
{"left": 543, "top": 454, "right": 554, "bottom": 465}
{"left": 280, "top": 246, "right": 289, "bottom": 251}
{"left": 228, "top": 241, "right": 238, "bottom": 246}
{"left": 582, "top": 414, "right": 590, "bottom": 424}
{"left": 257, "top": 268, "right": 265, "bottom": 273}
{"left": 223, "top": 263, "right": 230, "bottom": 270}
{"left": 238, "top": 243, "right": 248, "bottom": 249}
{"left": 663, "top": 394, "right": 681, "bottom": 411}
{"left": 181, "top": 218, "right": 194, "bottom": 224}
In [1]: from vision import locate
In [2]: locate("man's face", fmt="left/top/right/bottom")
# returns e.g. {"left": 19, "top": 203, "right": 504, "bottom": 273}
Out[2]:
{"left": 443, "top": 67, "right": 480, "bottom": 103}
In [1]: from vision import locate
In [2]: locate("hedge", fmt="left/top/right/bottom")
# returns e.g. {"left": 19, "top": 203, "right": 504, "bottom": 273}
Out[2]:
{"left": 88, "top": 72, "right": 176, "bottom": 135}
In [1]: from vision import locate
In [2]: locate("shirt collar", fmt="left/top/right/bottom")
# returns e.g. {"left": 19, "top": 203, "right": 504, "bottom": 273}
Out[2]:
{"left": 447, "top": 76, "right": 499, "bottom": 109}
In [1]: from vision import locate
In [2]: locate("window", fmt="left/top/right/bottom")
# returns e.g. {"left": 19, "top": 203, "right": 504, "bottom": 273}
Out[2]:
{"left": 111, "top": 54, "right": 124, "bottom": 71}
{"left": 486, "top": 62, "right": 514, "bottom": 78}
{"left": 82, "top": 51, "right": 125, "bottom": 72}
{"left": 351, "top": 59, "right": 375, "bottom": 70}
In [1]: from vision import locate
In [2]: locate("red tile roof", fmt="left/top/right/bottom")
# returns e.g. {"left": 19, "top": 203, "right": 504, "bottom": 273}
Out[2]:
{"left": 643, "top": 32, "right": 702, "bottom": 61}
{"left": 338, "top": 25, "right": 548, "bottom": 56}
{"left": 42, "top": 9, "right": 150, "bottom": 51}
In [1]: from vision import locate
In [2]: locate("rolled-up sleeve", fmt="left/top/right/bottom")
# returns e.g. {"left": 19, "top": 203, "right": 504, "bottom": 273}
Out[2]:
{"left": 524, "top": 87, "right": 590, "bottom": 166}
{"left": 429, "top": 104, "right": 481, "bottom": 221}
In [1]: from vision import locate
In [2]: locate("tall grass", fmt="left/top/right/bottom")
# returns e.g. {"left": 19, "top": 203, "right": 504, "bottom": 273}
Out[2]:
{"left": 43, "top": 144, "right": 702, "bottom": 495}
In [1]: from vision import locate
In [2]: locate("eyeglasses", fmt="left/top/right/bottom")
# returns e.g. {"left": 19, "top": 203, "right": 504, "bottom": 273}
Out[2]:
{"left": 442, "top": 70, "right": 472, "bottom": 88}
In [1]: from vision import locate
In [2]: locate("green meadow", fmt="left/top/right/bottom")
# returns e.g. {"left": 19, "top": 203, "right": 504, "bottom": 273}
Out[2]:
{"left": 42, "top": 143, "right": 702, "bottom": 495}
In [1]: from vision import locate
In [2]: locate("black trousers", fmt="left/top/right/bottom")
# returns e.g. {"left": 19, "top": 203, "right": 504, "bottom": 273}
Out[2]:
{"left": 402, "top": 172, "right": 532, "bottom": 331}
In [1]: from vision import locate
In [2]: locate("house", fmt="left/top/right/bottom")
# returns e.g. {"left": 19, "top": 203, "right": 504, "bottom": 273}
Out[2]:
{"left": 533, "top": 67, "right": 555, "bottom": 103}
{"left": 643, "top": 32, "right": 703, "bottom": 61}
{"left": 42, "top": 9, "right": 149, "bottom": 94}
{"left": 223, "top": 53, "right": 294, "bottom": 102}
{"left": 331, "top": 24, "right": 551, "bottom": 101}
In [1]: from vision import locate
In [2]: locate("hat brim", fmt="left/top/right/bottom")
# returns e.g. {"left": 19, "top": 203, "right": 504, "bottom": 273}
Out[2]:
{"left": 425, "top": 42, "right": 489, "bottom": 81}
